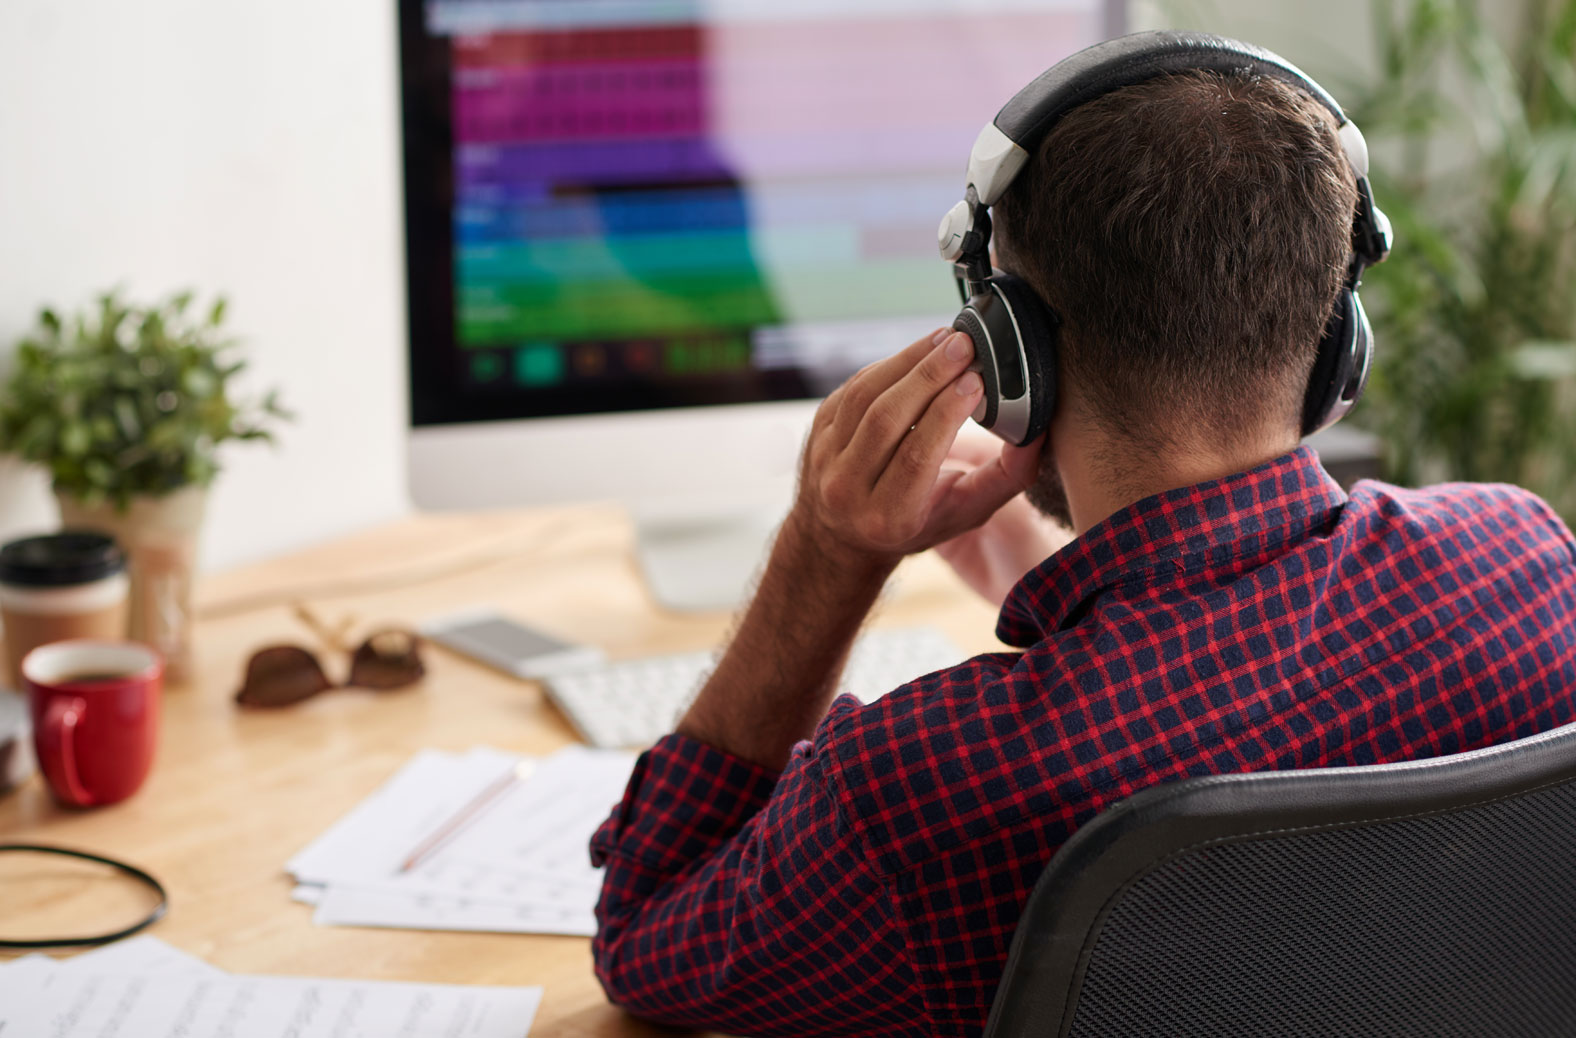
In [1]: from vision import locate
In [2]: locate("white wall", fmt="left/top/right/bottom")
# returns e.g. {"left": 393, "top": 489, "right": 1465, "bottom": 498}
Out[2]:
{"left": 0, "top": 1, "right": 408, "bottom": 570}
{"left": 0, "top": 0, "right": 1382, "bottom": 572}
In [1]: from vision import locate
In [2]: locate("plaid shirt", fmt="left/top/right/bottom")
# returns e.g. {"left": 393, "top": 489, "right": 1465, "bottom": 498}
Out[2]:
{"left": 590, "top": 446, "right": 1576, "bottom": 1037}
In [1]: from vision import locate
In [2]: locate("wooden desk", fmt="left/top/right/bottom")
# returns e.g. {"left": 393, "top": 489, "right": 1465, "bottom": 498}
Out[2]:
{"left": 0, "top": 505, "right": 1002, "bottom": 1035}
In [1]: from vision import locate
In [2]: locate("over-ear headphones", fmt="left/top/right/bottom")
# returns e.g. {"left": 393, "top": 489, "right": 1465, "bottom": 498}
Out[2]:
{"left": 938, "top": 30, "right": 1394, "bottom": 446}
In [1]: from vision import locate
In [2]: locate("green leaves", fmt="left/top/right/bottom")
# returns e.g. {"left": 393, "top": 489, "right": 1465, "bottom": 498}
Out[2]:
{"left": 0, "top": 289, "right": 291, "bottom": 510}
{"left": 1349, "top": 0, "right": 1576, "bottom": 520}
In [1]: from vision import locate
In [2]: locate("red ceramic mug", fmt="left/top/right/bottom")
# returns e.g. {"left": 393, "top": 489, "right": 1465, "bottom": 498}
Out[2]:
{"left": 23, "top": 640, "right": 163, "bottom": 807}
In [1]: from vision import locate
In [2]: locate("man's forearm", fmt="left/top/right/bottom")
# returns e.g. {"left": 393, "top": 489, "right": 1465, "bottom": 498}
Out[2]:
{"left": 676, "top": 514, "right": 895, "bottom": 770}
{"left": 596, "top": 328, "right": 1017, "bottom": 1034}
{"left": 675, "top": 327, "right": 1016, "bottom": 769}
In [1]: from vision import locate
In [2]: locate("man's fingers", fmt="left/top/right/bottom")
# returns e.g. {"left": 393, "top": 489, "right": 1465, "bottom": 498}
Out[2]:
{"left": 810, "top": 382, "right": 846, "bottom": 441}
{"left": 868, "top": 366, "right": 985, "bottom": 521}
{"left": 998, "top": 437, "right": 1046, "bottom": 489}
{"left": 924, "top": 449, "right": 1034, "bottom": 538}
{"left": 841, "top": 332, "right": 977, "bottom": 486}
{"left": 795, "top": 326, "right": 1007, "bottom": 559}
{"left": 826, "top": 329, "right": 955, "bottom": 446}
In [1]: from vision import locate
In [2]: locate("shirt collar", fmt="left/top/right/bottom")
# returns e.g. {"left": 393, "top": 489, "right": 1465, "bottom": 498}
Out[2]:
{"left": 996, "top": 445, "right": 1348, "bottom": 646}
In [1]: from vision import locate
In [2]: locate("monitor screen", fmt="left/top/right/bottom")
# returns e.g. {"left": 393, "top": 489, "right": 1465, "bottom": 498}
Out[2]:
{"left": 401, "top": 0, "right": 1122, "bottom": 427}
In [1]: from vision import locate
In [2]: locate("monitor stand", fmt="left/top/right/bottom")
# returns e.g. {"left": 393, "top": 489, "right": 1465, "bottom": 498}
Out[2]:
{"left": 633, "top": 493, "right": 790, "bottom": 613}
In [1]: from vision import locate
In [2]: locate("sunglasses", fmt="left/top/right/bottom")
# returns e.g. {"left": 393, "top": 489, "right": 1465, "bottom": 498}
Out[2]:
{"left": 235, "top": 606, "right": 426, "bottom": 708}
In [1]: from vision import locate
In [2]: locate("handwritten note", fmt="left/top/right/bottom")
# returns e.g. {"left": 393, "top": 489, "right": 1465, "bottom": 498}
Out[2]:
{"left": 0, "top": 941, "right": 543, "bottom": 1038}
{"left": 287, "top": 745, "right": 634, "bottom": 936}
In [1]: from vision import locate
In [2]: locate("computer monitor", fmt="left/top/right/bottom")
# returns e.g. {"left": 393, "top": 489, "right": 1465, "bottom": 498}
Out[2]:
{"left": 401, "top": 0, "right": 1126, "bottom": 608}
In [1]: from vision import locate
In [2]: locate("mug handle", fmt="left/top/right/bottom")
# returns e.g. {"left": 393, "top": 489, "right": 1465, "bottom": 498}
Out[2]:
{"left": 38, "top": 696, "right": 92, "bottom": 806}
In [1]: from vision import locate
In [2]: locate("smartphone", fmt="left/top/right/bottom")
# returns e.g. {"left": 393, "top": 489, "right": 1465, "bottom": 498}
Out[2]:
{"left": 420, "top": 609, "right": 604, "bottom": 679}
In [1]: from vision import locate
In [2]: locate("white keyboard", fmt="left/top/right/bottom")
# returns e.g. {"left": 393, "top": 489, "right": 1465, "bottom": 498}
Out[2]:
{"left": 544, "top": 626, "right": 964, "bottom": 749}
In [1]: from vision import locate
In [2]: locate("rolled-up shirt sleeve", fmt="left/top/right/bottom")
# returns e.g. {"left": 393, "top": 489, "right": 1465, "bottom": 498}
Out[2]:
{"left": 589, "top": 729, "right": 926, "bottom": 1037}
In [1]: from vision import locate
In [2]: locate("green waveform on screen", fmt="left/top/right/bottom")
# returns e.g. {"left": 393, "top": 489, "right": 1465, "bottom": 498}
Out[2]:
{"left": 457, "top": 261, "right": 938, "bottom": 344}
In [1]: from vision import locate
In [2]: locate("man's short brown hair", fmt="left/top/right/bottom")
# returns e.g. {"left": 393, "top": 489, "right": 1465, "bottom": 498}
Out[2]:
{"left": 995, "top": 70, "right": 1359, "bottom": 450}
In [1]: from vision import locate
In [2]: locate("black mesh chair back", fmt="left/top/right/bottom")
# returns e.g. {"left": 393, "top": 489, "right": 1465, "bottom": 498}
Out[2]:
{"left": 982, "top": 721, "right": 1576, "bottom": 1038}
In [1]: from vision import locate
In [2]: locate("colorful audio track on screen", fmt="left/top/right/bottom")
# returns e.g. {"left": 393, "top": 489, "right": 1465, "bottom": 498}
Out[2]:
{"left": 430, "top": 0, "right": 1102, "bottom": 395}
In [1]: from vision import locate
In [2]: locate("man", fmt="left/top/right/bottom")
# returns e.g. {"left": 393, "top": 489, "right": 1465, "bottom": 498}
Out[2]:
{"left": 588, "top": 66, "right": 1576, "bottom": 1038}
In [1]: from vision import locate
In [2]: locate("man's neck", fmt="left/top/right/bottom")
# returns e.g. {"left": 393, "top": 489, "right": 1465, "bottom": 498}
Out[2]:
{"left": 1058, "top": 422, "right": 1299, "bottom": 535}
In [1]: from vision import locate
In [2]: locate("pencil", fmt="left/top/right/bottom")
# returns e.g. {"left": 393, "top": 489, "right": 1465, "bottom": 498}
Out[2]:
{"left": 397, "top": 760, "right": 535, "bottom": 873}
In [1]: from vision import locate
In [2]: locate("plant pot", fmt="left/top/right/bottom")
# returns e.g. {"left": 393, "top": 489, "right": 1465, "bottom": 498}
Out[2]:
{"left": 56, "top": 486, "right": 207, "bottom": 685}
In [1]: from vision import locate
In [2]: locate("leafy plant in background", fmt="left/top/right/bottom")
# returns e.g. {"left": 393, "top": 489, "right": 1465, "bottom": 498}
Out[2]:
{"left": 0, "top": 290, "right": 291, "bottom": 510}
{"left": 1340, "top": 0, "right": 1576, "bottom": 518}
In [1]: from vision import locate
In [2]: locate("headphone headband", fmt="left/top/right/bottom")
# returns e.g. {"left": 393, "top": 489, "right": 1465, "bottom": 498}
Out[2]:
{"left": 998, "top": 31, "right": 1343, "bottom": 140}
{"left": 976, "top": 32, "right": 1342, "bottom": 204}
{"left": 939, "top": 31, "right": 1388, "bottom": 271}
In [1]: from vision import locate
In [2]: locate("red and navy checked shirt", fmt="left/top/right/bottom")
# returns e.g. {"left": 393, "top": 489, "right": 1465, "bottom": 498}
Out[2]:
{"left": 590, "top": 446, "right": 1576, "bottom": 1038}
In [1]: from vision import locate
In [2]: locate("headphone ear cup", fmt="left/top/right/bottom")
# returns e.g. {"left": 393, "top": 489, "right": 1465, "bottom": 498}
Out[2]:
{"left": 986, "top": 273, "right": 1059, "bottom": 444}
{"left": 1302, "top": 288, "right": 1372, "bottom": 436}
{"left": 952, "top": 306, "right": 999, "bottom": 428}
{"left": 1344, "top": 291, "right": 1374, "bottom": 409}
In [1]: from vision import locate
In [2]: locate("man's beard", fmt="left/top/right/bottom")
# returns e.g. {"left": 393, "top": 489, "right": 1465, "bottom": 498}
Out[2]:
{"left": 1026, "top": 459, "right": 1074, "bottom": 528}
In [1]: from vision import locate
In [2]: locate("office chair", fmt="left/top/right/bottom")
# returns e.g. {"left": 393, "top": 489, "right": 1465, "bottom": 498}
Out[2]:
{"left": 982, "top": 720, "right": 1576, "bottom": 1038}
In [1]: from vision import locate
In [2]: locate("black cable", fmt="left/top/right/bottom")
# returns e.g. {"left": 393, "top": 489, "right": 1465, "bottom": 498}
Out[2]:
{"left": 0, "top": 843, "right": 168, "bottom": 949}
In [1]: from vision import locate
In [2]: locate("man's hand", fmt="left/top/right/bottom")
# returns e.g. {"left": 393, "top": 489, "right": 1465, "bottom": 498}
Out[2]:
{"left": 676, "top": 329, "right": 1039, "bottom": 770}
{"left": 935, "top": 429, "right": 1072, "bottom": 608}
{"left": 785, "top": 328, "right": 1039, "bottom": 577}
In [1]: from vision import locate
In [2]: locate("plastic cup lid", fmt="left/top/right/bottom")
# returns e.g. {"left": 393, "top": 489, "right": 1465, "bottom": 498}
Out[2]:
{"left": 0, "top": 531, "right": 127, "bottom": 588}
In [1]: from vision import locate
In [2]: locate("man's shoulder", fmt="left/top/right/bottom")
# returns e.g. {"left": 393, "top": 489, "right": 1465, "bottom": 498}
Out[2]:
{"left": 1344, "top": 477, "right": 1576, "bottom": 557}
{"left": 816, "top": 649, "right": 1023, "bottom": 773}
{"left": 808, "top": 479, "right": 1576, "bottom": 877}
{"left": 811, "top": 645, "right": 1093, "bottom": 875}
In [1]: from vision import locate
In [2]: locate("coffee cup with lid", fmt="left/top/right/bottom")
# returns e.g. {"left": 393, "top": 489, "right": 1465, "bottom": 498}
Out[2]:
{"left": 0, "top": 532, "right": 130, "bottom": 690}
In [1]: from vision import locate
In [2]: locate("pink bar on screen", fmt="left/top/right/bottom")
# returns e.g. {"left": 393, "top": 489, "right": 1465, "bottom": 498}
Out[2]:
{"left": 705, "top": 13, "right": 1094, "bottom": 137}
{"left": 452, "top": 25, "right": 704, "bottom": 69}
{"left": 456, "top": 59, "right": 708, "bottom": 144}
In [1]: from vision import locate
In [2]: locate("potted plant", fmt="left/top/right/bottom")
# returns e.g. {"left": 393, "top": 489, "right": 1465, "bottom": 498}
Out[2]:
{"left": 1342, "top": 0, "right": 1576, "bottom": 519}
{"left": 0, "top": 290, "right": 289, "bottom": 682}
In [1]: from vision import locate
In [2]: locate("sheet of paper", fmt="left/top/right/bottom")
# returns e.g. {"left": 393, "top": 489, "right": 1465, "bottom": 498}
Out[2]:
{"left": 314, "top": 885, "right": 596, "bottom": 937}
{"left": 288, "top": 747, "right": 519, "bottom": 886}
{"left": 429, "top": 746, "right": 635, "bottom": 885}
{"left": 288, "top": 745, "right": 633, "bottom": 936}
{"left": 323, "top": 862, "right": 599, "bottom": 909}
{"left": 0, "top": 969, "right": 543, "bottom": 1038}
{"left": 336, "top": 845, "right": 602, "bottom": 897}
{"left": 0, "top": 953, "right": 58, "bottom": 979}
{"left": 65, "top": 935, "right": 225, "bottom": 977}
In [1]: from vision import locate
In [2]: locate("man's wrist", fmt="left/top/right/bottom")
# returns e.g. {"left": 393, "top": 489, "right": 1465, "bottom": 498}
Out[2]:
{"left": 775, "top": 508, "right": 900, "bottom": 595}
{"left": 674, "top": 510, "right": 896, "bottom": 770}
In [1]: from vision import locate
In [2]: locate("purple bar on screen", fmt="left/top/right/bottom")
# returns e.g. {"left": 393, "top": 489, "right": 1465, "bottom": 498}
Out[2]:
{"left": 454, "top": 125, "right": 965, "bottom": 192}
{"left": 457, "top": 137, "right": 733, "bottom": 188}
